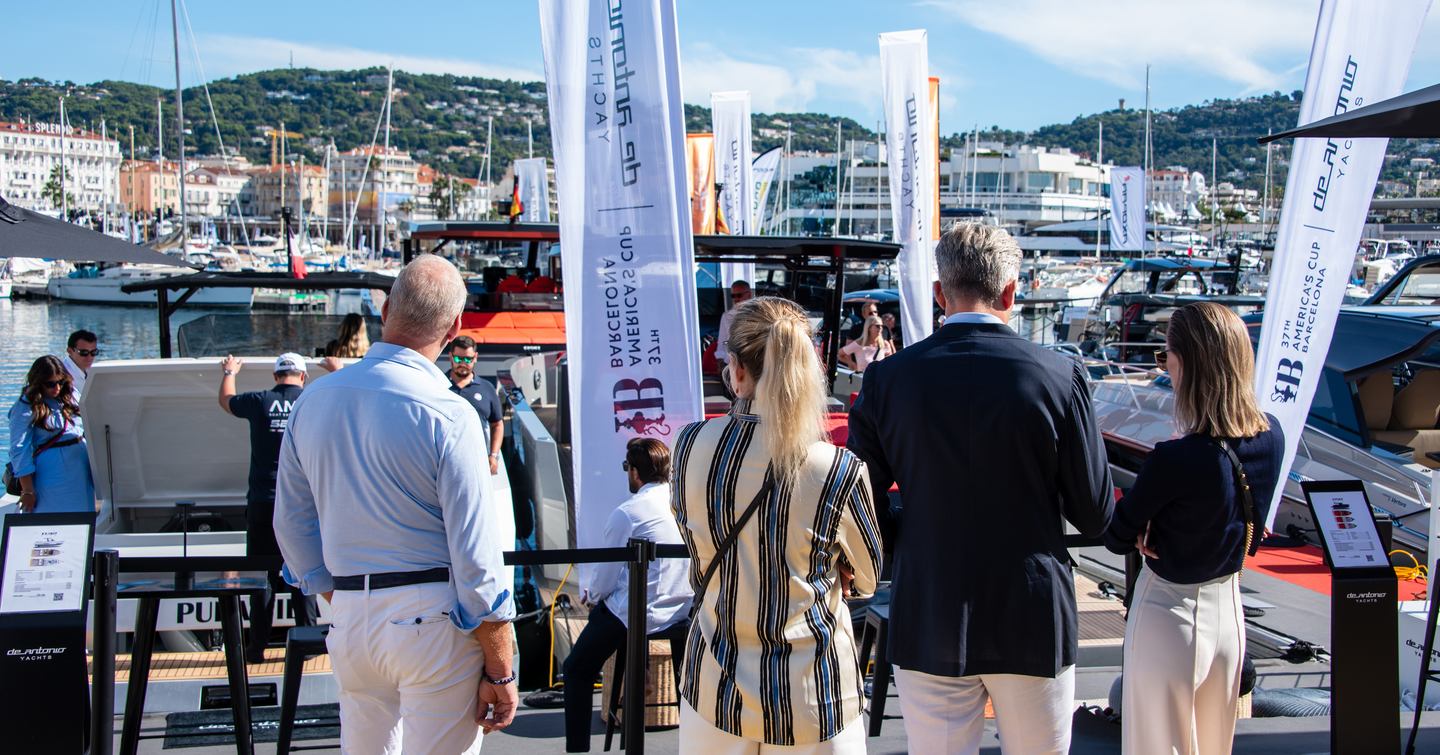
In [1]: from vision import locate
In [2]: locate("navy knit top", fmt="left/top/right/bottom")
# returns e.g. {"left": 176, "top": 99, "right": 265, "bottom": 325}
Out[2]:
{"left": 1104, "top": 416, "right": 1285, "bottom": 584}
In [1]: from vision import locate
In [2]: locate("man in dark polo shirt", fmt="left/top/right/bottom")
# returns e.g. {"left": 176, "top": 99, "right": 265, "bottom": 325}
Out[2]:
{"left": 447, "top": 336, "right": 504, "bottom": 474}
{"left": 219, "top": 352, "right": 316, "bottom": 662}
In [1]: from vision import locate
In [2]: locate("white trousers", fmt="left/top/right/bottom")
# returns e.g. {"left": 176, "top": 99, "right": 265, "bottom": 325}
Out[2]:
{"left": 678, "top": 701, "right": 866, "bottom": 754}
{"left": 1122, "top": 569, "right": 1244, "bottom": 755}
{"left": 326, "top": 581, "right": 486, "bottom": 755}
{"left": 893, "top": 665, "right": 1074, "bottom": 754}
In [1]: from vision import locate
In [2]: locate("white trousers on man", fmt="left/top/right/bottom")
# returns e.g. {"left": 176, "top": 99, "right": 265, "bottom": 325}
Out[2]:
{"left": 326, "top": 581, "right": 486, "bottom": 755}
{"left": 1121, "top": 569, "right": 1244, "bottom": 755}
{"left": 893, "top": 665, "right": 1074, "bottom": 754}
{"left": 678, "top": 702, "right": 865, "bottom": 754}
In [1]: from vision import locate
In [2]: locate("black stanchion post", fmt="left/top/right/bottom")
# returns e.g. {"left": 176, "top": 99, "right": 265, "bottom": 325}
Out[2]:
{"left": 91, "top": 549, "right": 119, "bottom": 755}
{"left": 624, "top": 538, "right": 656, "bottom": 754}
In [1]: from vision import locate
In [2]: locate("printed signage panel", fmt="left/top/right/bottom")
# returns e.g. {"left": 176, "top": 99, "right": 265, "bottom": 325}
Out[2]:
{"left": 1301, "top": 480, "right": 1389, "bottom": 571}
{"left": 0, "top": 523, "right": 90, "bottom": 614}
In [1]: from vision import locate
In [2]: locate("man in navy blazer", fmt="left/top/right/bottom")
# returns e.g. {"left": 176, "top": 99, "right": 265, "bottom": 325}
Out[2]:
{"left": 847, "top": 223, "right": 1114, "bottom": 754}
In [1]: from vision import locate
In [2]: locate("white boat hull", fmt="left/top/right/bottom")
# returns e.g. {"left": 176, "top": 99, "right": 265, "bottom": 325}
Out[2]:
{"left": 47, "top": 274, "right": 252, "bottom": 308}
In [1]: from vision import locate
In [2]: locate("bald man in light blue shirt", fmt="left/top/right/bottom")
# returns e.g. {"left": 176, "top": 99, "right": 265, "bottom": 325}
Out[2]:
{"left": 275, "top": 255, "right": 517, "bottom": 754}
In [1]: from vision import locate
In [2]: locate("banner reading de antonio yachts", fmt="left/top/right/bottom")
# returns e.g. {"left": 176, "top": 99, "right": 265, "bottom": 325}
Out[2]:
{"left": 538, "top": 0, "right": 703, "bottom": 586}
{"left": 1255, "top": 0, "right": 1430, "bottom": 528}
{"left": 1108, "top": 167, "right": 1145, "bottom": 253}
{"left": 879, "top": 29, "right": 935, "bottom": 344}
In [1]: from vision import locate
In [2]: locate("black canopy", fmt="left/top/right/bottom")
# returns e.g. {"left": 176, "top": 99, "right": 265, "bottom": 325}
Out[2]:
{"left": 693, "top": 235, "right": 901, "bottom": 263}
{"left": 120, "top": 270, "right": 397, "bottom": 294}
{"left": 0, "top": 196, "right": 188, "bottom": 266}
{"left": 1259, "top": 82, "right": 1440, "bottom": 142}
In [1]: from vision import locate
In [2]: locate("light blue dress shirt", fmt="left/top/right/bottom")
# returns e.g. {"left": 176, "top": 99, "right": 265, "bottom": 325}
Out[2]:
{"left": 942, "top": 311, "right": 1007, "bottom": 327}
{"left": 274, "top": 342, "right": 514, "bottom": 631}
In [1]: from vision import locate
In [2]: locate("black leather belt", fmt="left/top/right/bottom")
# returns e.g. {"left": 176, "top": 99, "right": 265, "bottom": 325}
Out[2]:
{"left": 332, "top": 567, "right": 450, "bottom": 591}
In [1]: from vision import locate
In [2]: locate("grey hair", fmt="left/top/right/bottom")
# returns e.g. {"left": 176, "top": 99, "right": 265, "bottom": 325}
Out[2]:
{"left": 934, "top": 222, "right": 1023, "bottom": 307}
{"left": 384, "top": 255, "right": 468, "bottom": 342}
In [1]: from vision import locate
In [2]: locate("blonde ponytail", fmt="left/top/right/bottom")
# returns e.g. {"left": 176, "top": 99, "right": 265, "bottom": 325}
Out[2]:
{"left": 726, "top": 297, "right": 829, "bottom": 477}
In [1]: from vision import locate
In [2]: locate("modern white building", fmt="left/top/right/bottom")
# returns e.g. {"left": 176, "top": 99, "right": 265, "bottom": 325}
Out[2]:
{"left": 0, "top": 120, "right": 122, "bottom": 215}
{"left": 763, "top": 141, "right": 1110, "bottom": 236}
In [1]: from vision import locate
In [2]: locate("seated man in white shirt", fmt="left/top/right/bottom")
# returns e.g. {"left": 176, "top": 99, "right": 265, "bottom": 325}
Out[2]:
{"left": 562, "top": 438, "right": 693, "bottom": 752}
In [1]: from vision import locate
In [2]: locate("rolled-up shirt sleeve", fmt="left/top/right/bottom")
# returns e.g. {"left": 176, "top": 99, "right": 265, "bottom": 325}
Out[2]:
{"left": 438, "top": 414, "right": 515, "bottom": 630}
{"left": 274, "top": 423, "right": 333, "bottom": 595}
{"left": 7, "top": 401, "right": 36, "bottom": 478}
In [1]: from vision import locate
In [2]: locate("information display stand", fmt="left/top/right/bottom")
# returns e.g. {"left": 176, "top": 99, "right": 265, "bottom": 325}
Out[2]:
{"left": 0, "top": 512, "right": 96, "bottom": 753}
{"left": 1301, "top": 480, "right": 1399, "bottom": 754}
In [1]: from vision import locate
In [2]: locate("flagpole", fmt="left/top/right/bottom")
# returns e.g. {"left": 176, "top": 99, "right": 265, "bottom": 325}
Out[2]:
{"left": 1096, "top": 120, "right": 1103, "bottom": 259}
{"left": 1143, "top": 64, "right": 1152, "bottom": 258}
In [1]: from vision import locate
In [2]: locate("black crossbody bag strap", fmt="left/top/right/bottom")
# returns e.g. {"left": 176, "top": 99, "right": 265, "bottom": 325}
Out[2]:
{"left": 693, "top": 466, "right": 774, "bottom": 607}
{"left": 1217, "top": 439, "right": 1261, "bottom": 558}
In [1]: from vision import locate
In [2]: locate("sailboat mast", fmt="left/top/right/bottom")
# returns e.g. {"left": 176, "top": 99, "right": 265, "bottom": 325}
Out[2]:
{"left": 1262, "top": 128, "right": 1273, "bottom": 233}
{"left": 171, "top": 0, "right": 188, "bottom": 241}
{"left": 1143, "top": 64, "right": 1152, "bottom": 258}
{"left": 832, "top": 120, "right": 842, "bottom": 238}
{"left": 527, "top": 117, "right": 534, "bottom": 159}
{"left": 1211, "top": 137, "right": 1218, "bottom": 252}
{"left": 380, "top": 66, "right": 394, "bottom": 253}
{"left": 483, "top": 116, "right": 494, "bottom": 218}
{"left": 58, "top": 97, "right": 69, "bottom": 220}
{"left": 1096, "top": 120, "right": 1103, "bottom": 259}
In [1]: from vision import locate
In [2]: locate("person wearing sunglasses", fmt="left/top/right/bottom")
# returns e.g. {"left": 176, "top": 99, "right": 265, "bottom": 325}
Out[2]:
{"left": 8, "top": 355, "right": 94, "bottom": 514}
{"left": 219, "top": 352, "right": 316, "bottom": 663}
{"left": 61, "top": 329, "right": 100, "bottom": 400}
{"left": 446, "top": 336, "right": 504, "bottom": 477}
{"left": 712, "top": 279, "right": 753, "bottom": 369}
{"left": 563, "top": 438, "right": 692, "bottom": 751}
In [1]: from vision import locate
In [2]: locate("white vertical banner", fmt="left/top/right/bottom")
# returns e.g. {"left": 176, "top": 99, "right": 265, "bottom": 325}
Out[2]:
{"left": 1255, "top": 0, "right": 1430, "bottom": 528}
{"left": 539, "top": 0, "right": 703, "bottom": 588}
{"left": 879, "top": 29, "right": 935, "bottom": 344}
{"left": 514, "top": 156, "right": 552, "bottom": 223}
{"left": 712, "top": 90, "right": 754, "bottom": 285}
{"left": 750, "top": 146, "right": 782, "bottom": 233}
{"left": 1108, "top": 166, "right": 1145, "bottom": 252}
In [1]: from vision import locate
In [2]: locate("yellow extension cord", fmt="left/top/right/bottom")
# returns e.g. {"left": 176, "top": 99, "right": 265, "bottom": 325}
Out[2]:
{"left": 1391, "top": 548, "right": 1429, "bottom": 585}
{"left": 548, "top": 563, "right": 575, "bottom": 689}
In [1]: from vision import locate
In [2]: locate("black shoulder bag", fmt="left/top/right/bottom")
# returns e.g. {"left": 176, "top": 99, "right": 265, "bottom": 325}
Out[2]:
{"left": 690, "top": 466, "right": 774, "bottom": 618}
{"left": 1216, "top": 439, "right": 1261, "bottom": 558}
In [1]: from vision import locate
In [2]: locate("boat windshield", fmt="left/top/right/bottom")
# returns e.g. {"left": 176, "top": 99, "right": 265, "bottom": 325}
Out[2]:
{"left": 1377, "top": 268, "right": 1440, "bottom": 306}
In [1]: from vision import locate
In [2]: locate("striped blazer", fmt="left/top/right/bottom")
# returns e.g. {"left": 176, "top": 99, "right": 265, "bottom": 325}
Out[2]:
{"left": 670, "top": 404, "right": 883, "bottom": 745}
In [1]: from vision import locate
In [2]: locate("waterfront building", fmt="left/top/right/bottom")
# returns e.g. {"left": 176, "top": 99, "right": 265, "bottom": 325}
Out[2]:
{"left": 766, "top": 141, "right": 1109, "bottom": 236}
{"left": 328, "top": 145, "right": 420, "bottom": 225}
{"left": 119, "top": 160, "right": 180, "bottom": 217}
{"left": 244, "top": 163, "right": 329, "bottom": 219}
{"left": 0, "top": 119, "right": 122, "bottom": 215}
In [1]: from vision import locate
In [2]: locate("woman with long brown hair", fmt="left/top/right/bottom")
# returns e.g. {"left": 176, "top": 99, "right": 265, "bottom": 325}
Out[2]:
{"left": 671, "top": 296, "right": 883, "bottom": 752}
{"left": 1104, "top": 302, "right": 1284, "bottom": 755}
{"left": 327, "top": 313, "right": 371, "bottom": 358}
{"left": 7, "top": 355, "right": 95, "bottom": 513}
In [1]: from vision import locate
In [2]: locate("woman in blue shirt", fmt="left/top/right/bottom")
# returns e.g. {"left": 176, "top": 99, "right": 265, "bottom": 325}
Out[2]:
{"left": 8, "top": 355, "right": 95, "bottom": 514}
{"left": 1104, "top": 302, "right": 1284, "bottom": 755}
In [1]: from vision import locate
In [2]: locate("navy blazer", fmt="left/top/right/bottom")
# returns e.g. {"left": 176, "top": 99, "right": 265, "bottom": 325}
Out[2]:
{"left": 847, "top": 321, "right": 1115, "bottom": 678}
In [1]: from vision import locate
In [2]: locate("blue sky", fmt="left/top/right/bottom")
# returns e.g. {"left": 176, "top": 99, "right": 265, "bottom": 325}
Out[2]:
{"left": 6, "top": 0, "right": 1440, "bottom": 135}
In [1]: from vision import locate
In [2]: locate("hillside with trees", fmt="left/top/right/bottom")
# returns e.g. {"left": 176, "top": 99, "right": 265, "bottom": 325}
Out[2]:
{"left": 3, "top": 71, "right": 1432, "bottom": 193}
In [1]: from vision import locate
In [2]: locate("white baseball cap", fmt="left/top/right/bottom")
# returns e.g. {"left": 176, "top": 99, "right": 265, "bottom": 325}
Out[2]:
{"left": 274, "top": 353, "right": 306, "bottom": 373}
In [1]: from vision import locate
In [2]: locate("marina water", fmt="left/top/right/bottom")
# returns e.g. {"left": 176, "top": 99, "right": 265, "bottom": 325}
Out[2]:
{"left": 0, "top": 299, "right": 215, "bottom": 449}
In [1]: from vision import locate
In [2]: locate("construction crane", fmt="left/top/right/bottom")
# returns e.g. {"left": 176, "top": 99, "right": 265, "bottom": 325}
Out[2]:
{"left": 265, "top": 125, "right": 304, "bottom": 166}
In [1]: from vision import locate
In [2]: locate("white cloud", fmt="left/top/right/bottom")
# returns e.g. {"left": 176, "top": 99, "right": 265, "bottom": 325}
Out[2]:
{"left": 921, "top": 0, "right": 1320, "bottom": 93}
{"left": 196, "top": 34, "right": 543, "bottom": 82}
{"left": 681, "top": 42, "right": 961, "bottom": 121}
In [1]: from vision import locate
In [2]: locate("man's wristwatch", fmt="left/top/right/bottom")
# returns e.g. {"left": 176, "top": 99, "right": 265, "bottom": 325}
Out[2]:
{"left": 223, "top": 369, "right": 235, "bottom": 376}
{"left": 484, "top": 671, "right": 517, "bottom": 686}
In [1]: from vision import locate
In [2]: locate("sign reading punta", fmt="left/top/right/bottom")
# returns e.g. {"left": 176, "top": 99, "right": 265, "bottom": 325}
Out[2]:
{"left": 1253, "top": 0, "right": 1431, "bottom": 527}
{"left": 538, "top": 0, "right": 702, "bottom": 590}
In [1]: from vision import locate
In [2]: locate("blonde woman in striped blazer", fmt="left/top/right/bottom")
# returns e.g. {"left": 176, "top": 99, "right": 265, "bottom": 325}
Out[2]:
{"left": 672, "top": 296, "right": 883, "bottom": 753}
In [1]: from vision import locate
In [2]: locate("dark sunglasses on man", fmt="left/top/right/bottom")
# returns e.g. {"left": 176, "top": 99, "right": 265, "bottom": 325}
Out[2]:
{"left": 71, "top": 348, "right": 100, "bottom": 357}
{"left": 451, "top": 355, "right": 476, "bottom": 364}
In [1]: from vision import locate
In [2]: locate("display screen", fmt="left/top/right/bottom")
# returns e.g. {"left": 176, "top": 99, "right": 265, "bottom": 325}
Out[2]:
{"left": 1306, "top": 486, "right": 1388, "bottom": 570}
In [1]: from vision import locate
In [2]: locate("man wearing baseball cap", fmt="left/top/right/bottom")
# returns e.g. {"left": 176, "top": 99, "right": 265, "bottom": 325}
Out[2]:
{"left": 219, "top": 352, "right": 316, "bottom": 662}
